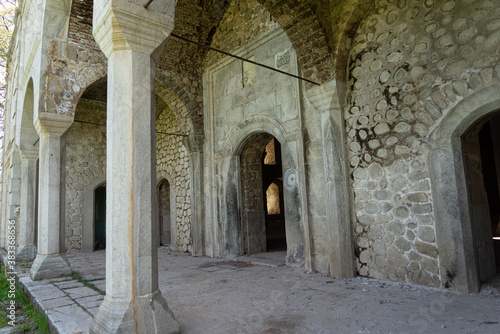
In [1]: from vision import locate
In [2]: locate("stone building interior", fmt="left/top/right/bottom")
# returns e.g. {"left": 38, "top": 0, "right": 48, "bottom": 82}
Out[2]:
{"left": 1, "top": 0, "right": 500, "bottom": 332}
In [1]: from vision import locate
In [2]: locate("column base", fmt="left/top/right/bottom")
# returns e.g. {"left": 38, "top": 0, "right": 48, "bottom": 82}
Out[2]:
{"left": 16, "top": 244, "right": 37, "bottom": 261}
{"left": 90, "top": 290, "right": 179, "bottom": 334}
{"left": 30, "top": 254, "right": 72, "bottom": 280}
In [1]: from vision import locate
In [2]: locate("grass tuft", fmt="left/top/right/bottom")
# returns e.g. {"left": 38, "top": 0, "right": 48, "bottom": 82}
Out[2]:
{"left": 0, "top": 266, "right": 49, "bottom": 333}
{"left": 71, "top": 272, "right": 105, "bottom": 295}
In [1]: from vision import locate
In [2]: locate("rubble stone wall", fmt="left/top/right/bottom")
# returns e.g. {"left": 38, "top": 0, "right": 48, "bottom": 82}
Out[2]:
{"left": 65, "top": 99, "right": 107, "bottom": 252}
{"left": 347, "top": 0, "right": 500, "bottom": 286}
{"left": 156, "top": 106, "right": 192, "bottom": 252}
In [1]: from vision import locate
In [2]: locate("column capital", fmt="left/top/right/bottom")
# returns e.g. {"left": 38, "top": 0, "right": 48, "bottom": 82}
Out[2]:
{"left": 19, "top": 147, "right": 39, "bottom": 161}
{"left": 34, "top": 113, "right": 73, "bottom": 137}
{"left": 93, "top": 0, "right": 176, "bottom": 58}
{"left": 183, "top": 135, "right": 204, "bottom": 153}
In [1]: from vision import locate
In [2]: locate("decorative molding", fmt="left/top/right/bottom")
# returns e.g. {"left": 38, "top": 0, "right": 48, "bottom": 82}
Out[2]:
{"left": 19, "top": 147, "right": 39, "bottom": 161}
{"left": 34, "top": 113, "right": 73, "bottom": 136}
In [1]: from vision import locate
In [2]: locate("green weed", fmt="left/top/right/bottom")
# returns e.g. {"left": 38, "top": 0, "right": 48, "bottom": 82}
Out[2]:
{"left": 0, "top": 267, "right": 49, "bottom": 333}
{"left": 71, "top": 272, "right": 105, "bottom": 295}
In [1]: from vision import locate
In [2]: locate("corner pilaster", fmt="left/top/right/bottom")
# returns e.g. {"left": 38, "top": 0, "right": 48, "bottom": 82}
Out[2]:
{"left": 17, "top": 148, "right": 39, "bottom": 261}
{"left": 183, "top": 135, "right": 204, "bottom": 256}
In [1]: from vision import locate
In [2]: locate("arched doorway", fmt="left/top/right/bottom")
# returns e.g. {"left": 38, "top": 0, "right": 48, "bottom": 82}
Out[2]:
{"left": 158, "top": 179, "right": 172, "bottom": 246}
{"left": 17, "top": 78, "right": 39, "bottom": 260}
{"left": 240, "top": 134, "right": 286, "bottom": 255}
{"left": 429, "top": 89, "right": 500, "bottom": 292}
{"left": 262, "top": 139, "right": 286, "bottom": 251}
{"left": 94, "top": 184, "right": 106, "bottom": 250}
{"left": 462, "top": 112, "right": 500, "bottom": 284}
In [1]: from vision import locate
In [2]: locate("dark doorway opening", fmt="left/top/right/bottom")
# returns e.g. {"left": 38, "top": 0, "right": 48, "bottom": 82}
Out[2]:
{"left": 240, "top": 134, "right": 286, "bottom": 255}
{"left": 94, "top": 185, "right": 106, "bottom": 250}
{"left": 479, "top": 118, "right": 500, "bottom": 274}
{"left": 262, "top": 138, "right": 286, "bottom": 251}
{"left": 463, "top": 112, "right": 500, "bottom": 285}
{"left": 158, "top": 179, "right": 172, "bottom": 246}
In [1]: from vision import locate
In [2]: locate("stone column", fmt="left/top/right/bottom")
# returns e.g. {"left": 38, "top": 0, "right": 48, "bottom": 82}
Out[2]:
{"left": 17, "top": 148, "right": 38, "bottom": 261}
{"left": 183, "top": 135, "right": 204, "bottom": 256}
{"left": 91, "top": 2, "right": 179, "bottom": 333}
{"left": 30, "top": 114, "right": 73, "bottom": 280}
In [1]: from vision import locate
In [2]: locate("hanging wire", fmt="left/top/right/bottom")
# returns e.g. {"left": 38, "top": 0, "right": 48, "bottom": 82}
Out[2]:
{"left": 170, "top": 33, "right": 320, "bottom": 86}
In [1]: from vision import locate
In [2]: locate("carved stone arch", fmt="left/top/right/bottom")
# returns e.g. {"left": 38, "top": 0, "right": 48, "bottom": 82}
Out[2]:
{"left": 17, "top": 78, "right": 38, "bottom": 150}
{"left": 255, "top": 0, "right": 335, "bottom": 85}
{"left": 335, "top": 0, "right": 376, "bottom": 99}
{"left": 44, "top": 43, "right": 107, "bottom": 117}
{"left": 15, "top": 77, "right": 40, "bottom": 261}
{"left": 218, "top": 116, "right": 309, "bottom": 268}
{"left": 429, "top": 85, "right": 500, "bottom": 293}
{"left": 156, "top": 170, "right": 174, "bottom": 190}
{"left": 71, "top": 66, "right": 108, "bottom": 109}
{"left": 431, "top": 87, "right": 500, "bottom": 141}
{"left": 155, "top": 70, "right": 203, "bottom": 136}
{"left": 224, "top": 115, "right": 287, "bottom": 158}
{"left": 81, "top": 175, "right": 107, "bottom": 252}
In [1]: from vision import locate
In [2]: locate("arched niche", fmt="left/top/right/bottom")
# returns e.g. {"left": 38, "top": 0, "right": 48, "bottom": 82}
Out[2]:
{"left": 156, "top": 170, "right": 177, "bottom": 249}
{"left": 82, "top": 175, "right": 107, "bottom": 252}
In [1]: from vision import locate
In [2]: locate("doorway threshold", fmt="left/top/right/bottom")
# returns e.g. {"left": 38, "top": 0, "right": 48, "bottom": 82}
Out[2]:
{"left": 481, "top": 274, "right": 500, "bottom": 296}
{"left": 234, "top": 251, "right": 286, "bottom": 268}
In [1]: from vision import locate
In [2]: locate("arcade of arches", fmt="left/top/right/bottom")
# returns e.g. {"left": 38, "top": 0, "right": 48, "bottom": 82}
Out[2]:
{"left": 2, "top": 0, "right": 500, "bottom": 332}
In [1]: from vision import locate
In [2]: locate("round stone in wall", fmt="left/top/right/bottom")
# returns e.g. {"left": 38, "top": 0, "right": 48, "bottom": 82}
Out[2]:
{"left": 284, "top": 168, "right": 298, "bottom": 191}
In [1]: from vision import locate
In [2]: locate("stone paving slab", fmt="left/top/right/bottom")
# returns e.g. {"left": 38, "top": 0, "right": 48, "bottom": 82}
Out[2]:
{"left": 45, "top": 304, "right": 92, "bottom": 334}
{"left": 92, "top": 281, "right": 106, "bottom": 292}
{"left": 52, "top": 280, "right": 82, "bottom": 290}
{"left": 29, "top": 284, "right": 68, "bottom": 301}
{"left": 75, "top": 294, "right": 105, "bottom": 309}
{"left": 4, "top": 253, "right": 100, "bottom": 334}
{"left": 86, "top": 306, "right": 100, "bottom": 317}
{"left": 63, "top": 286, "right": 100, "bottom": 299}
{"left": 37, "top": 296, "right": 75, "bottom": 310}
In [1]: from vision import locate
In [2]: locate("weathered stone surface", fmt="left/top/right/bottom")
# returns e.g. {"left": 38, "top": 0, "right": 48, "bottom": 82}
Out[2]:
{"left": 30, "top": 255, "right": 72, "bottom": 281}
{"left": 156, "top": 102, "right": 192, "bottom": 252}
{"left": 415, "top": 242, "right": 439, "bottom": 258}
{"left": 346, "top": 0, "right": 500, "bottom": 288}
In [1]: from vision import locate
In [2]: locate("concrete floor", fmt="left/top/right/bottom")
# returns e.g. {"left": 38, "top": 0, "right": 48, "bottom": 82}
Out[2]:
{"left": 9, "top": 247, "right": 500, "bottom": 333}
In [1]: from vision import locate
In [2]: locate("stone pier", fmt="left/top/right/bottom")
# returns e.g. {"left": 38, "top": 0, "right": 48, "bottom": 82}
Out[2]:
{"left": 90, "top": 1, "right": 179, "bottom": 332}
{"left": 30, "top": 114, "right": 73, "bottom": 280}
